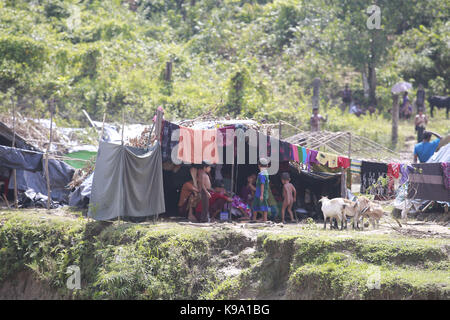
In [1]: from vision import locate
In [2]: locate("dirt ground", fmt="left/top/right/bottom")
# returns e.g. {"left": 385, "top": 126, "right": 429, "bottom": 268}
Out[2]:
{"left": 3, "top": 207, "right": 448, "bottom": 241}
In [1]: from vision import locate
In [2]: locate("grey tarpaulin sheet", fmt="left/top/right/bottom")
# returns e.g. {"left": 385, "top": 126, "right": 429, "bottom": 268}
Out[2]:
{"left": 69, "top": 173, "right": 93, "bottom": 208}
{"left": 0, "top": 145, "right": 43, "bottom": 171}
{"left": 9, "top": 158, "right": 75, "bottom": 203}
{"left": 88, "top": 141, "right": 165, "bottom": 220}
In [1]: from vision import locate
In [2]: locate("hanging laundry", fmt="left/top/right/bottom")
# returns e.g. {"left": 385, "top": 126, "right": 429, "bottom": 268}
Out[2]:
{"left": 217, "top": 125, "right": 235, "bottom": 147}
{"left": 291, "top": 144, "right": 299, "bottom": 162}
{"left": 279, "top": 140, "right": 293, "bottom": 162}
{"left": 160, "top": 120, "right": 180, "bottom": 162}
{"left": 387, "top": 163, "right": 401, "bottom": 193}
{"left": 350, "top": 159, "right": 362, "bottom": 174}
{"left": 337, "top": 156, "right": 351, "bottom": 169}
{"left": 399, "top": 164, "right": 413, "bottom": 186}
{"left": 388, "top": 163, "right": 401, "bottom": 179}
{"left": 177, "top": 127, "right": 219, "bottom": 164}
{"left": 307, "top": 149, "right": 319, "bottom": 171}
{"left": 409, "top": 163, "right": 450, "bottom": 201}
{"left": 442, "top": 162, "right": 450, "bottom": 190}
{"left": 360, "top": 161, "right": 388, "bottom": 194}
{"left": 317, "top": 152, "right": 338, "bottom": 168}
{"left": 301, "top": 147, "right": 307, "bottom": 163}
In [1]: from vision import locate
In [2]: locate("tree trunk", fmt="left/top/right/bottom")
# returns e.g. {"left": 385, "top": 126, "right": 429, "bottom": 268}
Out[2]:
{"left": 368, "top": 64, "right": 377, "bottom": 106}
{"left": 362, "top": 71, "right": 369, "bottom": 100}
{"left": 368, "top": 33, "right": 377, "bottom": 106}
{"left": 391, "top": 94, "right": 399, "bottom": 148}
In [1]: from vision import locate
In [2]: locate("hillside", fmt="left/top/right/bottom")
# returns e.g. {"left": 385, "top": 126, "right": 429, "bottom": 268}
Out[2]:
{"left": 1, "top": 209, "right": 449, "bottom": 300}
{"left": 0, "top": 0, "right": 449, "bottom": 148}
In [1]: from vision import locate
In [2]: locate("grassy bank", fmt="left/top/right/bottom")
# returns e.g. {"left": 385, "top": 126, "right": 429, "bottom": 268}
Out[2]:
{"left": 0, "top": 210, "right": 448, "bottom": 299}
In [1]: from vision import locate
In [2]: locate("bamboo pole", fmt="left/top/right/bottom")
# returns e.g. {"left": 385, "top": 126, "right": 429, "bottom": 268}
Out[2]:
{"left": 100, "top": 112, "right": 106, "bottom": 142}
{"left": 121, "top": 109, "right": 125, "bottom": 146}
{"left": 348, "top": 132, "right": 352, "bottom": 191}
{"left": 154, "top": 109, "right": 163, "bottom": 223}
{"left": 11, "top": 97, "right": 18, "bottom": 208}
{"left": 119, "top": 109, "right": 125, "bottom": 225}
{"left": 391, "top": 93, "right": 399, "bottom": 149}
{"left": 45, "top": 101, "right": 54, "bottom": 210}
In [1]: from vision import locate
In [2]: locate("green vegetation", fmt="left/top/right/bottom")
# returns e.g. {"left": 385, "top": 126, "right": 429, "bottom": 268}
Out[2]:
{"left": 0, "top": 210, "right": 448, "bottom": 299}
{"left": 0, "top": 0, "right": 448, "bottom": 150}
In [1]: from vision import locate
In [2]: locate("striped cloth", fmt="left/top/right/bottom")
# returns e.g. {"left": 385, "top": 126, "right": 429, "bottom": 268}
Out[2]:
{"left": 350, "top": 159, "right": 362, "bottom": 174}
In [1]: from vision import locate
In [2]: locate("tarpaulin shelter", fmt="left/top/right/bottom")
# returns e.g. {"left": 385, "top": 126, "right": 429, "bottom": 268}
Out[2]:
{"left": 407, "top": 142, "right": 450, "bottom": 202}
{"left": 158, "top": 118, "right": 347, "bottom": 217}
{"left": 0, "top": 119, "right": 75, "bottom": 206}
{"left": 88, "top": 141, "right": 165, "bottom": 221}
{"left": 0, "top": 145, "right": 75, "bottom": 204}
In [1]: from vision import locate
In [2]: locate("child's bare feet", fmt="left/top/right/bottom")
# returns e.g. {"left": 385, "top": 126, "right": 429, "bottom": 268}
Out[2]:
{"left": 188, "top": 212, "right": 198, "bottom": 223}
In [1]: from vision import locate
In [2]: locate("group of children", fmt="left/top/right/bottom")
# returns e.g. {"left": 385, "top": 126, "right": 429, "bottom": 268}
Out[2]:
{"left": 247, "top": 158, "right": 297, "bottom": 223}
{"left": 177, "top": 158, "right": 298, "bottom": 223}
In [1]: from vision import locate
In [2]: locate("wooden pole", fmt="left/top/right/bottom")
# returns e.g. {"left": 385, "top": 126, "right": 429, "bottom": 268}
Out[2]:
{"left": 154, "top": 109, "right": 163, "bottom": 223}
{"left": 278, "top": 120, "right": 282, "bottom": 140}
{"left": 121, "top": 109, "right": 125, "bottom": 146}
{"left": 118, "top": 109, "right": 125, "bottom": 224}
{"left": 155, "top": 108, "right": 163, "bottom": 142}
{"left": 391, "top": 93, "right": 399, "bottom": 149}
{"left": 11, "top": 97, "right": 18, "bottom": 208}
{"left": 45, "top": 101, "right": 55, "bottom": 210}
{"left": 100, "top": 112, "right": 106, "bottom": 142}
{"left": 82, "top": 109, "right": 97, "bottom": 130}
{"left": 347, "top": 132, "right": 352, "bottom": 192}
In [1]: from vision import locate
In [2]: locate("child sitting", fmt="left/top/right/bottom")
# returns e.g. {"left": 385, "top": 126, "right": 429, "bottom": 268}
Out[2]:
{"left": 281, "top": 172, "right": 296, "bottom": 224}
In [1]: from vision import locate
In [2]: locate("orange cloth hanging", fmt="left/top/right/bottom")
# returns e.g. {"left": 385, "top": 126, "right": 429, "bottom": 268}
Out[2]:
{"left": 177, "top": 127, "right": 218, "bottom": 164}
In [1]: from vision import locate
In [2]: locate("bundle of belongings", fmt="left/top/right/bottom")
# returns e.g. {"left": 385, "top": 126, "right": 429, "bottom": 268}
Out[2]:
{"left": 0, "top": 145, "right": 75, "bottom": 207}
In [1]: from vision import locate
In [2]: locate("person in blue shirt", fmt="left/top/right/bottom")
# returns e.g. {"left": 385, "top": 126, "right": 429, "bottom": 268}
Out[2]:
{"left": 414, "top": 131, "right": 442, "bottom": 163}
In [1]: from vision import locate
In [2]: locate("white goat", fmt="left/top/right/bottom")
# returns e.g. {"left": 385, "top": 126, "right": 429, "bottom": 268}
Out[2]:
{"left": 318, "top": 196, "right": 346, "bottom": 230}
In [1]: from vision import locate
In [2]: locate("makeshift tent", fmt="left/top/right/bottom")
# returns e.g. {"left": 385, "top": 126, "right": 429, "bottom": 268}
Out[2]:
{"left": 88, "top": 141, "right": 165, "bottom": 221}
{"left": 0, "top": 120, "right": 38, "bottom": 151}
{"left": 407, "top": 163, "right": 449, "bottom": 201}
{"left": 406, "top": 142, "right": 450, "bottom": 202}
{"left": 0, "top": 145, "right": 75, "bottom": 204}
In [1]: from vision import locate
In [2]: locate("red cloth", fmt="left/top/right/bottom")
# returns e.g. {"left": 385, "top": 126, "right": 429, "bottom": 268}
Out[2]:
{"left": 388, "top": 163, "right": 400, "bottom": 179}
{"left": 387, "top": 163, "right": 401, "bottom": 194}
{"left": 195, "top": 192, "right": 229, "bottom": 213}
{"left": 337, "top": 156, "right": 351, "bottom": 169}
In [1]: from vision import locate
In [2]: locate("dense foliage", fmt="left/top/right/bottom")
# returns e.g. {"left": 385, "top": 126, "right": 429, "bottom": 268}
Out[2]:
{"left": 0, "top": 0, "right": 448, "bottom": 132}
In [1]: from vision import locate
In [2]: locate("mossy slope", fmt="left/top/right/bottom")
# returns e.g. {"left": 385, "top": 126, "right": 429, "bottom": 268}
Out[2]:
{"left": 0, "top": 210, "right": 448, "bottom": 300}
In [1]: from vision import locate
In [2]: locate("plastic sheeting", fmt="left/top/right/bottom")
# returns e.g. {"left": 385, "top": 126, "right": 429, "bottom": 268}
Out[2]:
{"left": 0, "top": 145, "right": 75, "bottom": 203}
{"left": 427, "top": 142, "right": 450, "bottom": 163}
{"left": 68, "top": 173, "right": 93, "bottom": 208}
{"left": 0, "top": 145, "right": 43, "bottom": 171}
{"left": 88, "top": 141, "right": 165, "bottom": 221}
{"left": 10, "top": 158, "right": 75, "bottom": 203}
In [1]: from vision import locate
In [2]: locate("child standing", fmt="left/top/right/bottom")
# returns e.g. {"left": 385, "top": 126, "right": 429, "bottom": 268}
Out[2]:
{"left": 252, "top": 158, "right": 270, "bottom": 222}
{"left": 281, "top": 172, "right": 296, "bottom": 224}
